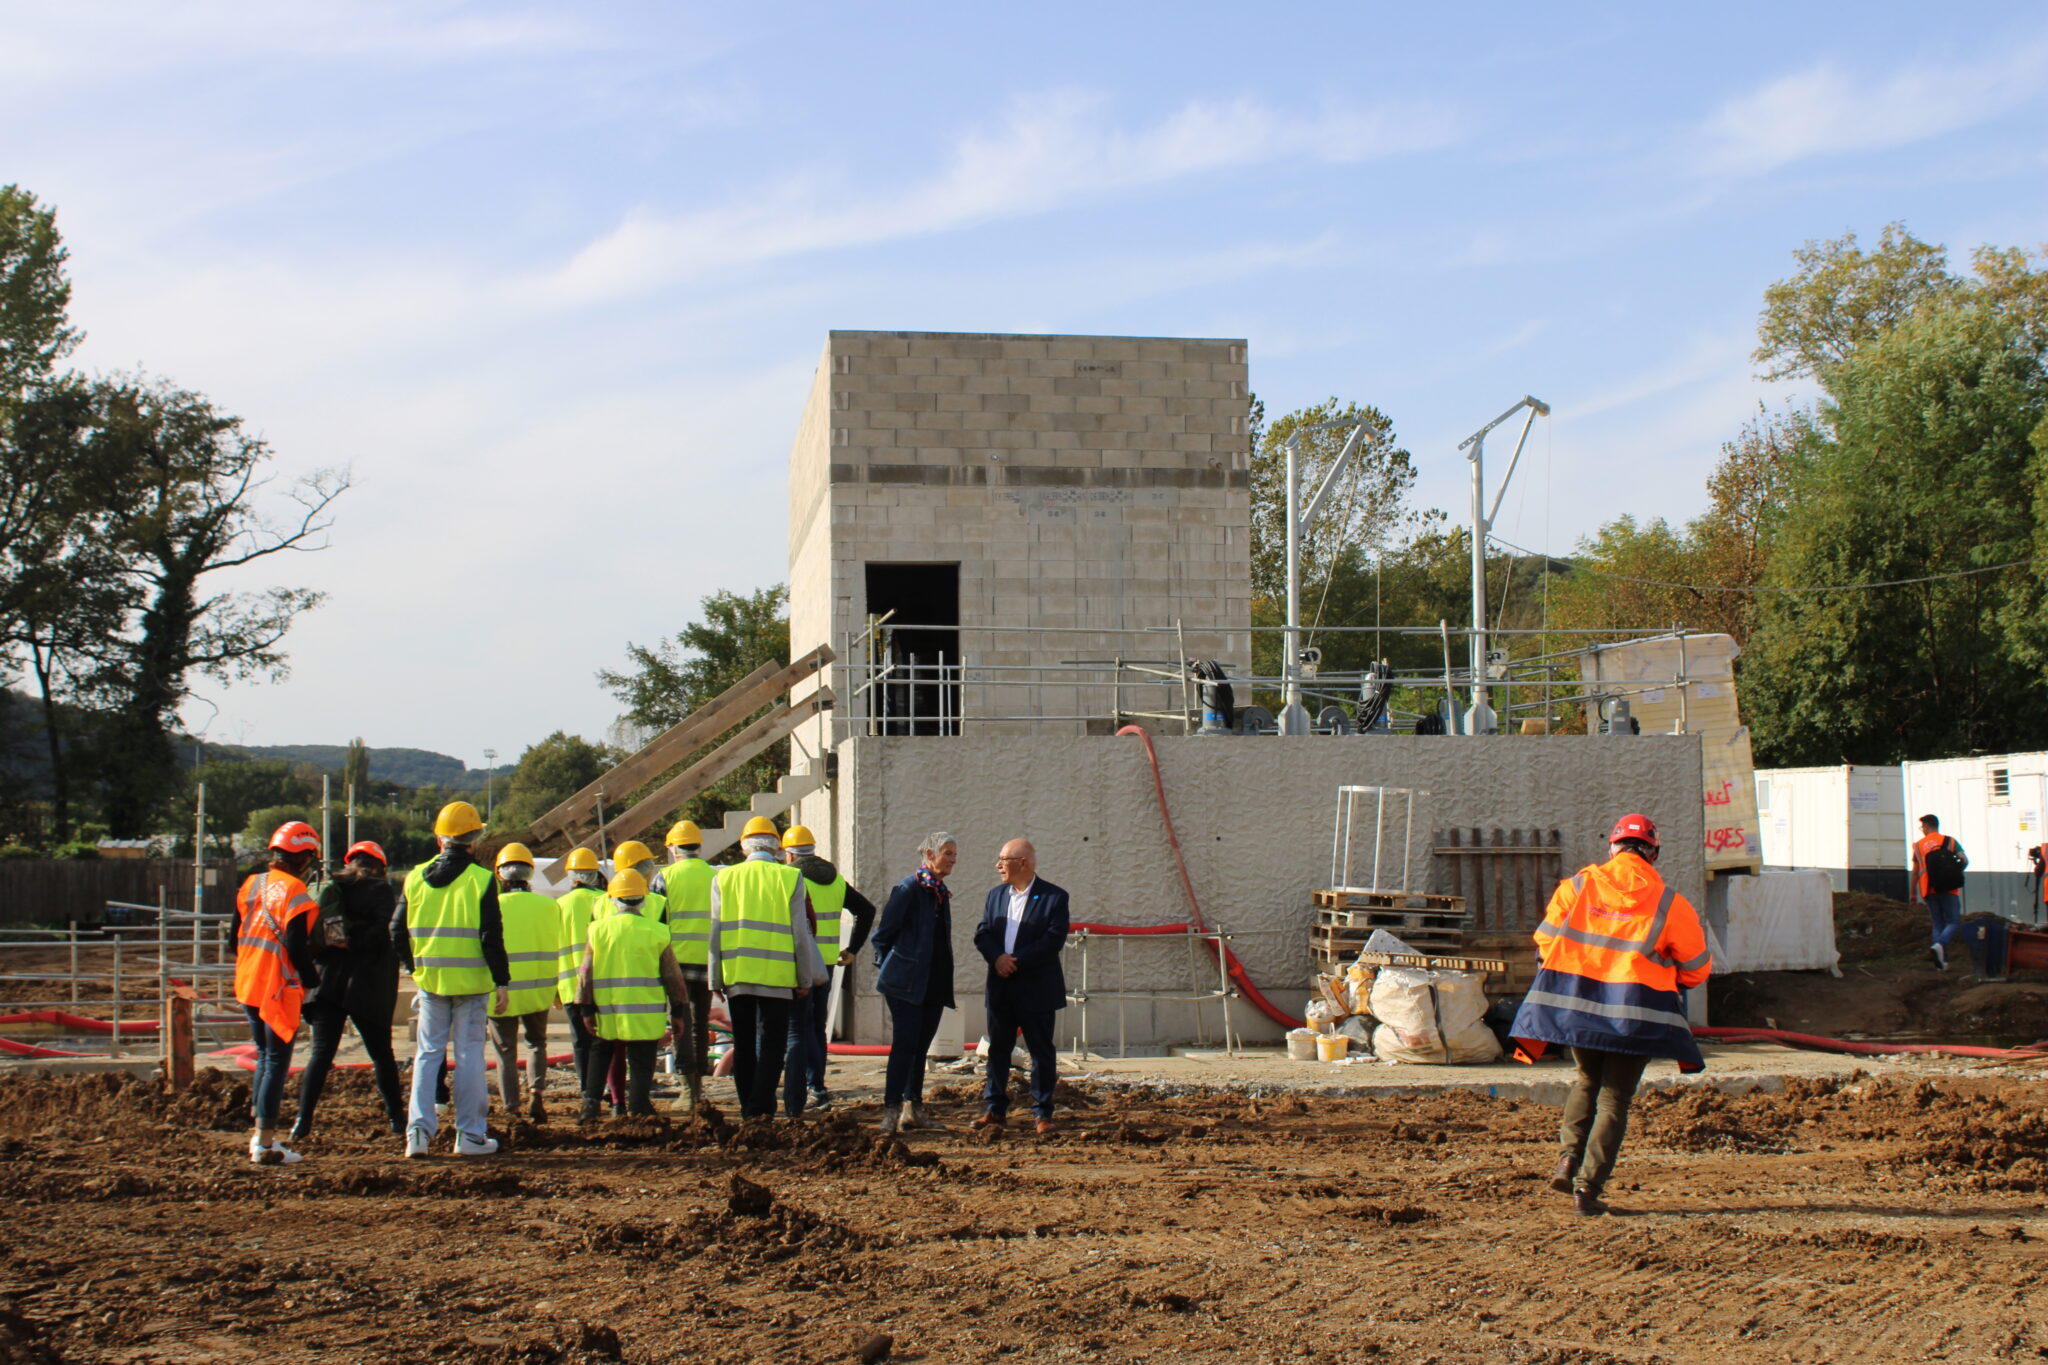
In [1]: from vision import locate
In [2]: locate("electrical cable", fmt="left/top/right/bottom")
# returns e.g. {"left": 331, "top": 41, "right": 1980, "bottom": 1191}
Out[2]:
{"left": 1488, "top": 532, "right": 2048, "bottom": 595}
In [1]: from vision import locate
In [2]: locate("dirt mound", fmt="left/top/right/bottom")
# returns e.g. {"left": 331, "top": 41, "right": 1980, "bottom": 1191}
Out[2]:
{"left": 1937, "top": 982, "right": 2048, "bottom": 1039}
{"left": 1893, "top": 1087, "right": 2048, "bottom": 1191}
{"left": 0, "top": 1068, "right": 248, "bottom": 1139}
{"left": 1834, "top": 891, "right": 1926, "bottom": 963}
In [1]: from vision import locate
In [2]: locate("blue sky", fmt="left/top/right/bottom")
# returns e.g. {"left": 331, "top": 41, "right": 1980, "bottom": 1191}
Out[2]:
{"left": 4, "top": 3, "right": 2045, "bottom": 764}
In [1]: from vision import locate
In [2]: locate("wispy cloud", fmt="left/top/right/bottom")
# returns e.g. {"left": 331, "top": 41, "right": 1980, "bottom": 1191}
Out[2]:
{"left": 541, "top": 90, "right": 1462, "bottom": 304}
{"left": 1696, "top": 40, "right": 2048, "bottom": 176}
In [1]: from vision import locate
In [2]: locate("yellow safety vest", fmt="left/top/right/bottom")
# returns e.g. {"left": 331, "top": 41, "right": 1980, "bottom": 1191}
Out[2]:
{"left": 404, "top": 861, "right": 494, "bottom": 996}
{"left": 490, "top": 889, "right": 562, "bottom": 1017}
{"left": 715, "top": 859, "right": 802, "bottom": 990}
{"left": 613, "top": 889, "right": 666, "bottom": 927}
{"left": 556, "top": 887, "right": 605, "bottom": 1006}
{"left": 665, "top": 858, "right": 715, "bottom": 966}
{"left": 805, "top": 872, "right": 849, "bottom": 958}
{"left": 589, "top": 908, "right": 672, "bottom": 1042}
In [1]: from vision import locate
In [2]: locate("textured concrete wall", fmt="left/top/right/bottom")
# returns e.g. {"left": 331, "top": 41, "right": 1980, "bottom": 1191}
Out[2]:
{"left": 825, "top": 733, "right": 1705, "bottom": 1049}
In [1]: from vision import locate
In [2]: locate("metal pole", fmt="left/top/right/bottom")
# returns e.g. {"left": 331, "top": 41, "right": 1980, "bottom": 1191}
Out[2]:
{"left": 193, "top": 783, "right": 205, "bottom": 968}
{"left": 1282, "top": 437, "right": 1307, "bottom": 735}
{"left": 320, "top": 775, "right": 331, "bottom": 876}
{"left": 347, "top": 781, "right": 357, "bottom": 849}
{"left": 1372, "top": 788, "right": 1385, "bottom": 891}
{"left": 1468, "top": 433, "right": 1488, "bottom": 729}
{"left": 68, "top": 920, "right": 77, "bottom": 1003}
{"left": 1174, "top": 619, "right": 1191, "bottom": 735}
{"left": 111, "top": 935, "right": 121, "bottom": 1057}
{"left": 1404, "top": 790, "right": 1416, "bottom": 894}
{"left": 1440, "top": 620, "right": 1458, "bottom": 734}
{"left": 158, "top": 892, "right": 169, "bottom": 1066}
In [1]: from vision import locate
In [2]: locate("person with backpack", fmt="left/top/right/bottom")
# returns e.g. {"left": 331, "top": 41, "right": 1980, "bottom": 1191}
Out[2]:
{"left": 1912, "top": 814, "right": 1968, "bottom": 971}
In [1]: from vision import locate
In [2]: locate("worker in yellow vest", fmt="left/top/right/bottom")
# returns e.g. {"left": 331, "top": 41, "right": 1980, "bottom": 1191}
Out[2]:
{"left": 487, "top": 843, "right": 562, "bottom": 1124}
{"left": 394, "top": 801, "right": 510, "bottom": 1159}
{"left": 555, "top": 847, "right": 608, "bottom": 1098}
{"left": 780, "top": 823, "right": 878, "bottom": 1116}
{"left": 573, "top": 869, "right": 690, "bottom": 1119}
{"left": 710, "top": 816, "right": 829, "bottom": 1120}
{"left": 655, "top": 819, "right": 715, "bottom": 1113}
{"left": 609, "top": 840, "right": 667, "bottom": 925}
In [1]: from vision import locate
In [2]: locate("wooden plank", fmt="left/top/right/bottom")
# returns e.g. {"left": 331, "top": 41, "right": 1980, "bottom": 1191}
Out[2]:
{"left": 529, "top": 644, "right": 833, "bottom": 842}
{"left": 1317, "top": 908, "right": 1467, "bottom": 932}
{"left": 1311, "top": 890, "right": 1465, "bottom": 913}
{"left": 1351, "top": 951, "right": 1509, "bottom": 974}
{"left": 572, "top": 692, "right": 831, "bottom": 851}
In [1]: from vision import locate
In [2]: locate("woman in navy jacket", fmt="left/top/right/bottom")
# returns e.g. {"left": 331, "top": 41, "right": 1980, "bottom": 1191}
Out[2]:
{"left": 870, "top": 831, "right": 957, "bottom": 1134}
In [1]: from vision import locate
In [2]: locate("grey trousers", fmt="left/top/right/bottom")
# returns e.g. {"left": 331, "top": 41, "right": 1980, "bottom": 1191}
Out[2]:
{"left": 1560, "top": 1046, "right": 1650, "bottom": 1195}
{"left": 489, "top": 1009, "right": 550, "bottom": 1115}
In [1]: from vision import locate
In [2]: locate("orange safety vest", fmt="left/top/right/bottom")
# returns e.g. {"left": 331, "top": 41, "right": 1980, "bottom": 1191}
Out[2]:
{"left": 1914, "top": 833, "right": 1959, "bottom": 899}
{"left": 234, "top": 869, "right": 318, "bottom": 1042}
{"left": 1510, "top": 852, "right": 1712, "bottom": 1071}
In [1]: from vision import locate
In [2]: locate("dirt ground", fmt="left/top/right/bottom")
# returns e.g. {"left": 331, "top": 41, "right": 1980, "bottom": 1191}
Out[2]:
{"left": 2, "top": 1060, "right": 2046, "bottom": 1365}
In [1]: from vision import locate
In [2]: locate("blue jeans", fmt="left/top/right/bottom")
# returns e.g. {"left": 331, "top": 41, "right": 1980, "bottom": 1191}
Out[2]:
{"left": 884, "top": 997, "right": 946, "bottom": 1106}
{"left": 409, "top": 991, "right": 489, "bottom": 1141}
{"left": 243, "top": 1005, "right": 295, "bottom": 1128}
{"left": 983, "top": 999, "right": 1059, "bottom": 1120}
{"left": 1927, "top": 892, "right": 1963, "bottom": 950}
{"left": 783, "top": 988, "right": 831, "bottom": 1116}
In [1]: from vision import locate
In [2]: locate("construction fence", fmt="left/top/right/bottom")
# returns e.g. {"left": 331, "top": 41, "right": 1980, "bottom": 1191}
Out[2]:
{"left": 0, "top": 859, "right": 240, "bottom": 928}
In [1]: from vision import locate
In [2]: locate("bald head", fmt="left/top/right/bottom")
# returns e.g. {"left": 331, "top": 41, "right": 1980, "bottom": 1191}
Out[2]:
{"left": 997, "top": 838, "right": 1036, "bottom": 890}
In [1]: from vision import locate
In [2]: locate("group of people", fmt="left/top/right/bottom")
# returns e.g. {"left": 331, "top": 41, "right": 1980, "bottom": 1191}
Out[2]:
{"left": 230, "top": 801, "right": 1075, "bottom": 1163}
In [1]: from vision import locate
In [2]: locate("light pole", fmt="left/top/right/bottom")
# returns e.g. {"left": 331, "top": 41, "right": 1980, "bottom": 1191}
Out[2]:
{"left": 1455, "top": 395, "right": 1549, "bottom": 735}
{"left": 1280, "top": 417, "right": 1373, "bottom": 736}
{"left": 483, "top": 748, "right": 497, "bottom": 822}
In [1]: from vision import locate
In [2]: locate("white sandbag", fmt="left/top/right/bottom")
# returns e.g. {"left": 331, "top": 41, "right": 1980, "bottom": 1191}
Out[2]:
{"left": 1369, "top": 968, "right": 1501, "bottom": 1065}
{"left": 1304, "top": 1000, "right": 1342, "bottom": 1034}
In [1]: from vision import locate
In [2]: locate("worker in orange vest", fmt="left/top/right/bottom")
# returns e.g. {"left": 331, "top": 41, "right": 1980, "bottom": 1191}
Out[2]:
{"left": 1510, "top": 813, "right": 1713, "bottom": 1216}
{"left": 2029, "top": 840, "right": 2048, "bottom": 917}
{"left": 1911, "top": 814, "right": 1968, "bottom": 971}
{"left": 233, "top": 820, "right": 324, "bottom": 1165}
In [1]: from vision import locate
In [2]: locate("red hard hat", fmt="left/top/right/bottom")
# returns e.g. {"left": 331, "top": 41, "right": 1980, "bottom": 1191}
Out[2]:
{"left": 1609, "top": 813, "right": 1659, "bottom": 847}
{"left": 343, "top": 840, "right": 388, "bottom": 865}
{"left": 268, "top": 821, "right": 320, "bottom": 855}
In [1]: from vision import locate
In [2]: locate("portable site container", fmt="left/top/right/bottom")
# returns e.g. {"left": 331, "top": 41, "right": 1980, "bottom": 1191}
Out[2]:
{"left": 1753, "top": 765, "right": 1907, "bottom": 900}
{"left": 1899, "top": 752, "right": 2048, "bottom": 926}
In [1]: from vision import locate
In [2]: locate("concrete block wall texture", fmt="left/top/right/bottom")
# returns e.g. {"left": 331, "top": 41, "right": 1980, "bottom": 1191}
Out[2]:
{"left": 783, "top": 331, "right": 1254, "bottom": 765}
{"left": 823, "top": 733, "right": 1705, "bottom": 1051}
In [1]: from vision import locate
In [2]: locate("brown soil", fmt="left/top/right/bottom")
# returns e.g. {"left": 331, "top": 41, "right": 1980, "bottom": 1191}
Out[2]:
{"left": 1, "top": 1066, "right": 2046, "bottom": 1364}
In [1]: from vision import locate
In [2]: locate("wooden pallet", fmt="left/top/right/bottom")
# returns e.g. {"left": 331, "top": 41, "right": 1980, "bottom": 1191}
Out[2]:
{"left": 1462, "top": 930, "right": 1542, "bottom": 999}
{"left": 1317, "top": 906, "right": 1468, "bottom": 933}
{"left": 1352, "top": 951, "right": 1510, "bottom": 974}
{"left": 1312, "top": 889, "right": 1466, "bottom": 913}
{"left": 1311, "top": 925, "right": 1462, "bottom": 963}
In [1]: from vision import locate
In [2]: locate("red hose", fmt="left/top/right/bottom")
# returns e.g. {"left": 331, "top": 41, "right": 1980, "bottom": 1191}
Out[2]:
{"left": 0, "top": 1036, "right": 96, "bottom": 1058}
{"left": 1693, "top": 1025, "right": 2042, "bottom": 1061}
{"left": 1072, "top": 921, "right": 1196, "bottom": 935}
{"left": 0, "top": 1009, "right": 159, "bottom": 1036}
{"left": 1116, "top": 725, "right": 1303, "bottom": 1030}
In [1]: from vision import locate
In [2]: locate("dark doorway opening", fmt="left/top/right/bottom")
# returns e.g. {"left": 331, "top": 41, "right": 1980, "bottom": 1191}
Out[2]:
{"left": 864, "top": 563, "right": 960, "bottom": 736}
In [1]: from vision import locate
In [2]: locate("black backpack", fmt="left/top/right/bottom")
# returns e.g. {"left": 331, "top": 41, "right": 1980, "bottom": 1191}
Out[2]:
{"left": 1925, "top": 837, "right": 1965, "bottom": 893}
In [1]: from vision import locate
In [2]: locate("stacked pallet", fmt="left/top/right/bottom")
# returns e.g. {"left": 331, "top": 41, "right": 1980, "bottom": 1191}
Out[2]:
{"left": 1309, "top": 890, "right": 1470, "bottom": 971}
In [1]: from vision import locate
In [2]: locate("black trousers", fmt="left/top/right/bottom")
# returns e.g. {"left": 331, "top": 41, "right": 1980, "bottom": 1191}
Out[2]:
{"left": 566, "top": 1004, "right": 596, "bottom": 1092}
{"left": 582, "top": 1037, "right": 657, "bottom": 1117}
{"left": 296, "top": 997, "right": 403, "bottom": 1133}
{"left": 983, "top": 998, "right": 1059, "bottom": 1119}
{"left": 728, "top": 994, "right": 793, "bottom": 1119}
{"left": 676, "top": 976, "right": 711, "bottom": 1090}
{"left": 1561, "top": 1047, "right": 1651, "bottom": 1195}
{"left": 885, "top": 997, "right": 947, "bottom": 1107}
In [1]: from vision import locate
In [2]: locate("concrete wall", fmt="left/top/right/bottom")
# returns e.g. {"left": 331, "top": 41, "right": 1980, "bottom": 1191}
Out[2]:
{"left": 824, "top": 733, "right": 1705, "bottom": 1049}
{"left": 784, "top": 330, "right": 1252, "bottom": 757}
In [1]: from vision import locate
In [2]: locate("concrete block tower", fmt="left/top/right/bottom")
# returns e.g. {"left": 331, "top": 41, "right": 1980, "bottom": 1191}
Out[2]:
{"left": 787, "top": 331, "right": 1252, "bottom": 743}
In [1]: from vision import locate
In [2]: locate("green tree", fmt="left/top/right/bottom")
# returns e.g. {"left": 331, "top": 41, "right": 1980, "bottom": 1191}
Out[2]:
{"left": 0, "top": 184, "right": 77, "bottom": 399}
{"left": 494, "top": 731, "right": 614, "bottom": 832}
{"left": 1744, "top": 301, "right": 2048, "bottom": 765}
{"left": 597, "top": 585, "right": 791, "bottom": 830}
{"left": 194, "top": 759, "right": 315, "bottom": 842}
{"left": 341, "top": 736, "right": 369, "bottom": 796}
{"left": 1753, "top": 223, "right": 1960, "bottom": 382}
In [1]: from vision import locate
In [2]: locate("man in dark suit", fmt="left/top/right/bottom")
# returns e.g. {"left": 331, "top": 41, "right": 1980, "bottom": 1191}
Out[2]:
{"left": 971, "top": 838, "right": 1070, "bottom": 1134}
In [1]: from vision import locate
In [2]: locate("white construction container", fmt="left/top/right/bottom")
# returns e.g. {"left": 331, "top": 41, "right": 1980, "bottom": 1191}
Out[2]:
{"left": 1899, "top": 752, "right": 2048, "bottom": 925}
{"left": 1753, "top": 765, "right": 1907, "bottom": 899}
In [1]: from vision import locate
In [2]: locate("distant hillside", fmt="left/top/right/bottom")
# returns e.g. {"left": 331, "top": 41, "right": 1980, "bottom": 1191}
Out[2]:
{"left": 223, "top": 744, "right": 512, "bottom": 790}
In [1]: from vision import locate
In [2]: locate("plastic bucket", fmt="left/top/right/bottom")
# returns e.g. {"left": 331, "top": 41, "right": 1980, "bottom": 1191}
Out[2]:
{"left": 1316, "top": 1033, "right": 1350, "bottom": 1062}
{"left": 1285, "top": 1029, "right": 1318, "bottom": 1060}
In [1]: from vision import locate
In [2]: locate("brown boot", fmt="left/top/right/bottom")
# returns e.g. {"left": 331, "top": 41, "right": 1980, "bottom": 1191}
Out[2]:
{"left": 1549, "top": 1157, "right": 1576, "bottom": 1194}
{"left": 1573, "top": 1190, "right": 1609, "bottom": 1217}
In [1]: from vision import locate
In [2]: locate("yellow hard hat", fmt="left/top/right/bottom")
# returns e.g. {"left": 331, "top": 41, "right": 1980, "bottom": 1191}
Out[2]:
{"left": 565, "top": 847, "right": 600, "bottom": 872}
{"left": 494, "top": 842, "right": 534, "bottom": 869}
{"left": 433, "top": 801, "right": 484, "bottom": 838}
{"left": 613, "top": 839, "right": 655, "bottom": 869}
{"left": 742, "top": 815, "right": 778, "bottom": 839}
{"left": 607, "top": 868, "right": 648, "bottom": 900}
{"left": 782, "top": 824, "right": 816, "bottom": 849}
{"left": 666, "top": 820, "right": 702, "bottom": 846}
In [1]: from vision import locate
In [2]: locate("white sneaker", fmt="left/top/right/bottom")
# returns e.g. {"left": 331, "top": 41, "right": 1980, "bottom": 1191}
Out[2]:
{"left": 269, "top": 1144, "right": 303, "bottom": 1164}
{"left": 249, "top": 1139, "right": 301, "bottom": 1165}
{"left": 455, "top": 1133, "right": 499, "bottom": 1157}
{"left": 405, "top": 1126, "right": 431, "bottom": 1159}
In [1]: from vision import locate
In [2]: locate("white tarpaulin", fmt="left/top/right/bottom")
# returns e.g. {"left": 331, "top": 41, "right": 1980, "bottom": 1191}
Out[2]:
{"left": 1711, "top": 870, "right": 1839, "bottom": 973}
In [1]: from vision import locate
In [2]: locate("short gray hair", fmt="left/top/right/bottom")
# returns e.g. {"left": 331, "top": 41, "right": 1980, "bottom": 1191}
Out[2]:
{"left": 741, "top": 833, "right": 781, "bottom": 856}
{"left": 920, "top": 830, "right": 958, "bottom": 860}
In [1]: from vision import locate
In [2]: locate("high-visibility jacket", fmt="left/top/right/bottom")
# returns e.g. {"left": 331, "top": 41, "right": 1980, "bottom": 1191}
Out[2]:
{"left": 1510, "top": 852, "right": 1712, "bottom": 1072}
{"left": 1914, "top": 833, "right": 1961, "bottom": 899}
{"left": 234, "top": 869, "right": 318, "bottom": 1042}
{"left": 588, "top": 908, "right": 672, "bottom": 1041}
{"left": 612, "top": 890, "right": 666, "bottom": 926}
{"left": 665, "top": 858, "right": 715, "bottom": 966}
{"left": 805, "top": 871, "right": 849, "bottom": 960}
{"left": 714, "top": 859, "right": 803, "bottom": 989}
{"left": 491, "top": 889, "right": 562, "bottom": 1017}
{"left": 556, "top": 887, "right": 606, "bottom": 1005}
{"left": 403, "top": 861, "right": 495, "bottom": 996}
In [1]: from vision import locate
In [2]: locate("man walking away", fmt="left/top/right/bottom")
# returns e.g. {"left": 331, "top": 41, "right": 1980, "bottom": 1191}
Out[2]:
{"left": 393, "top": 801, "right": 510, "bottom": 1158}
{"left": 575, "top": 869, "right": 691, "bottom": 1119}
{"left": 971, "top": 839, "right": 1069, "bottom": 1135}
{"left": 656, "top": 820, "right": 715, "bottom": 1114}
{"left": 780, "top": 823, "right": 879, "bottom": 1116}
{"left": 1913, "top": 815, "right": 1968, "bottom": 971}
{"left": 1510, "top": 813, "right": 1713, "bottom": 1216}
{"left": 487, "top": 843, "right": 562, "bottom": 1124}
{"left": 711, "top": 816, "right": 828, "bottom": 1120}
{"left": 294, "top": 840, "right": 405, "bottom": 1140}
{"left": 554, "top": 847, "right": 608, "bottom": 1097}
